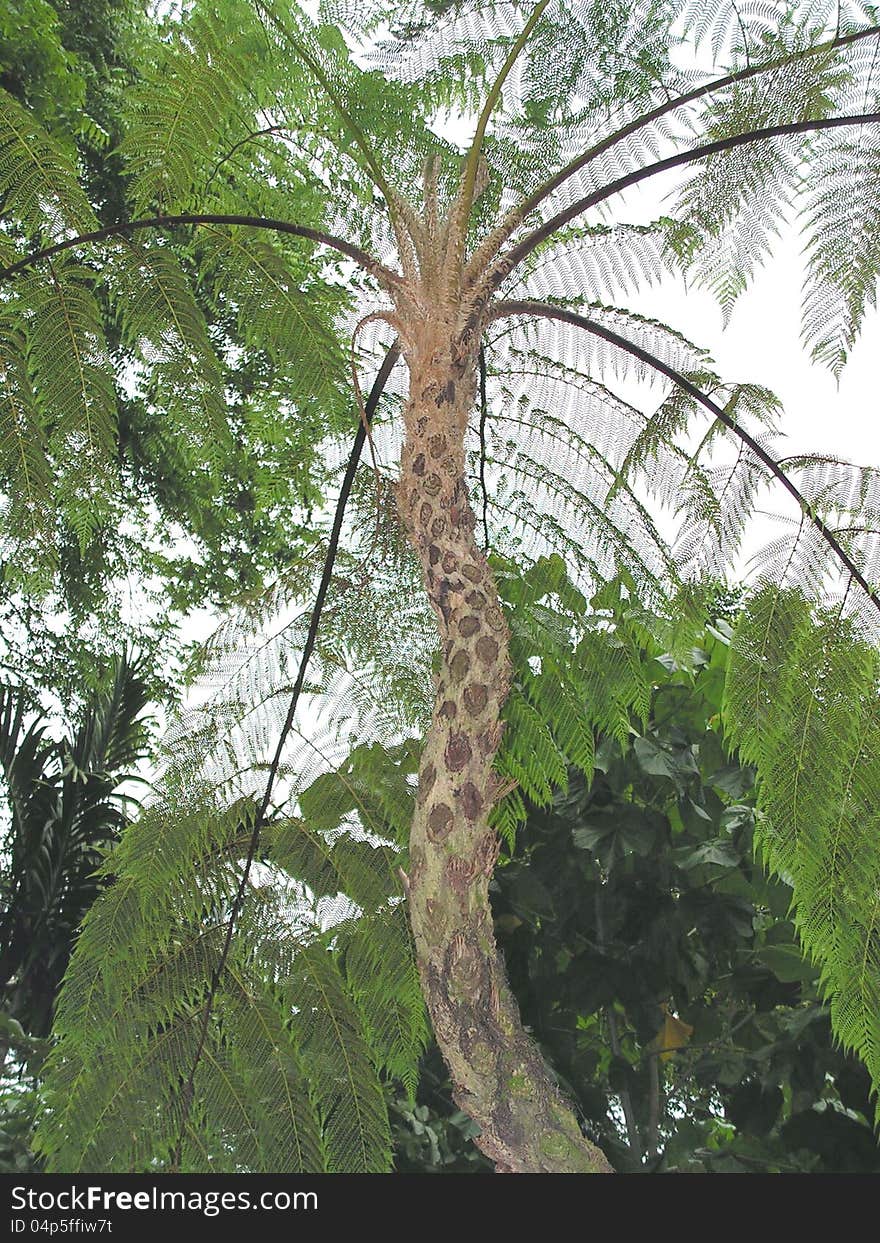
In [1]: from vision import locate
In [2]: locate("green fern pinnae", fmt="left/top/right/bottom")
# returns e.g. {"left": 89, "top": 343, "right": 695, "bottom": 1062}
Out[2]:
{"left": 511, "top": 221, "right": 681, "bottom": 306}
{"left": 667, "top": 51, "right": 841, "bottom": 306}
{"left": 489, "top": 785, "right": 528, "bottom": 850}
{"left": 36, "top": 755, "right": 421, "bottom": 1171}
{"left": 267, "top": 817, "right": 399, "bottom": 912}
{"left": 213, "top": 963, "right": 326, "bottom": 1172}
{"left": 297, "top": 738, "right": 420, "bottom": 842}
{"left": 0, "top": 313, "right": 53, "bottom": 542}
{"left": 801, "top": 131, "right": 880, "bottom": 374}
{"left": 499, "top": 687, "right": 569, "bottom": 806}
{"left": 107, "top": 238, "right": 229, "bottom": 446}
{"left": 20, "top": 260, "right": 117, "bottom": 547}
{"left": 187, "top": 1018, "right": 285, "bottom": 1174}
{"left": 0, "top": 89, "right": 98, "bottom": 240}
{"left": 487, "top": 450, "right": 673, "bottom": 599}
{"left": 527, "top": 672, "right": 596, "bottom": 779}
{"left": 270, "top": 939, "right": 392, "bottom": 1172}
{"left": 491, "top": 395, "right": 690, "bottom": 553}
{"left": 197, "top": 225, "right": 346, "bottom": 409}
{"left": 487, "top": 557, "right": 659, "bottom": 840}
{"left": 725, "top": 587, "right": 880, "bottom": 1118}
{"left": 611, "top": 370, "right": 723, "bottom": 490}
{"left": 341, "top": 904, "right": 430, "bottom": 1101}
{"left": 117, "top": 9, "right": 254, "bottom": 218}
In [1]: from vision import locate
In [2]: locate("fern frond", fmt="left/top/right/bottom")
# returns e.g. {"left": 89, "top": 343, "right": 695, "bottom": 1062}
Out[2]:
{"left": 341, "top": 903, "right": 430, "bottom": 1099}
{"left": 19, "top": 259, "right": 117, "bottom": 547}
{"left": 801, "top": 126, "right": 880, "bottom": 373}
{"left": 36, "top": 770, "right": 421, "bottom": 1170}
{"left": 498, "top": 685, "right": 569, "bottom": 806}
{"left": 107, "top": 239, "right": 229, "bottom": 458}
{"left": 118, "top": 5, "right": 259, "bottom": 216}
{"left": 0, "top": 311, "right": 53, "bottom": 542}
{"left": 217, "top": 961, "right": 326, "bottom": 1172}
{"left": 488, "top": 556, "right": 657, "bottom": 842}
{"left": 264, "top": 938, "right": 392, "bottom": 1172}
{"left": 508, "top": 221, "right": 680, "bottom": 306}
{"left": 724, "top": 587, "right": 880, "bottom": 1116}
{"left": 0, "top": 87, "right": 97, "bottom": 240}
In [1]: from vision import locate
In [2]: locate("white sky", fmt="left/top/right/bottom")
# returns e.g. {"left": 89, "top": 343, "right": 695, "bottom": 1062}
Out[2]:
{"left": 631, "top": 222, "right": 880, "bottom": 467}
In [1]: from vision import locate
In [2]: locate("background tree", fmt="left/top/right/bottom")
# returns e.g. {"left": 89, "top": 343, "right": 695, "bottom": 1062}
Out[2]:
{"left": 0, "top": 0, "right": 878, "bottom": 1172}
{"left": 0, "top": 0, "right": 349, "bottom": 699}
{"left": 0, "top": 651, "right": 153, "bottom": 1044}
{"left": 0, "top": 652, "right": 153, "bottom": 1170}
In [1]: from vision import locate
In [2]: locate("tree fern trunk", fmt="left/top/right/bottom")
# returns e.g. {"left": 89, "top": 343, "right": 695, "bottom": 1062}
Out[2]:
{"left": 399, "top": 338, "right": 612, "bottom": 1174}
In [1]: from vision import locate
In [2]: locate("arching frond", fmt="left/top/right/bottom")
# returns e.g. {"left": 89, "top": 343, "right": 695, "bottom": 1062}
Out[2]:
{"left": 0, "top": 88, "right": 97, "bottom": 240}
{"left": 35, "top": 775, "right": 422, "bottom": 1171}
{"left": 724, "top": 588, "right": 880, "bottom": 1117}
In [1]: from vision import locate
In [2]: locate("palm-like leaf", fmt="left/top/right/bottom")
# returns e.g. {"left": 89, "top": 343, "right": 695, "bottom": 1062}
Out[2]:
{"left": 0, "top": 652, "right": 153, "bottom": 1039}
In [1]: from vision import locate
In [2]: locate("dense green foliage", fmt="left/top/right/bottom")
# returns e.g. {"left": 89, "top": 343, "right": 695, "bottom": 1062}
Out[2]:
{"left": 0, "top": 652, "right": 153, "bottom": 1171}
{"left": 0, "top": 0, "right": 351, "bottom": 697}
{"left": 0, "top": 0, "right": 878, "bottom": 1171}
{"left": 395, "top": 620, "right": 880, "bottom": 1172}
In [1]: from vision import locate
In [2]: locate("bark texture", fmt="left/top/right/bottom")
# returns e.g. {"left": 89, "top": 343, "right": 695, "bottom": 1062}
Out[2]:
{"left": 398, "top": 328, "right": 612, "bottom": 1174}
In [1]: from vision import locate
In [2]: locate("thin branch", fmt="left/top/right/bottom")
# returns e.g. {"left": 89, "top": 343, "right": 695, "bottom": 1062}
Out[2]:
{"left": 169, "top": 342, "right": 401, "bottom": 1170}
{"left": 466, "top": 24, "right": 880, "bottom": 281}
{"left": 490, "top": 300, "right": 880, "bottom": 613}
{"left": 0, "top": 214, "right": 398, "bottom": 287}
{"left": 478, "top": 345, "right": 490, "bottom": 552}
{"left": 203, "top": 124, "right": 292, "bottom": 192}
{"left": 595, "top": 882, "right": 643, "bottom": 1162}
{"left": 487, "top": 113, "right": 880, "bottom": 290}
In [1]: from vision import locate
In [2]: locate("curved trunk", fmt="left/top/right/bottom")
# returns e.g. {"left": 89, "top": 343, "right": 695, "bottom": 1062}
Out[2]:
{"left": 399, "top": 337, "right": 612, "bottom": 1174}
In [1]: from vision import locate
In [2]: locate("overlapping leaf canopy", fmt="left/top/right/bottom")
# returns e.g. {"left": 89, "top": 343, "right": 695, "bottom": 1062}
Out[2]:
{"left": 0, "top": 0, "right": 877, "bottom": 1169}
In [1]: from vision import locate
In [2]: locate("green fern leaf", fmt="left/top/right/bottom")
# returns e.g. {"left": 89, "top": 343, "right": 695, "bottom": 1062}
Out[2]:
{"left": 0, "top": 87, "right": 97, "bottom": 239}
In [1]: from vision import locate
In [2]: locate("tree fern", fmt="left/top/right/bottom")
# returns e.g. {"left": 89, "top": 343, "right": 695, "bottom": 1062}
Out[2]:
{"left": 0, "top": 0, "right": 878, "bottom": 1172}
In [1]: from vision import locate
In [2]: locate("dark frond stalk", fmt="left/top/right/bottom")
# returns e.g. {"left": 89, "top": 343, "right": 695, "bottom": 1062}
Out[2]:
{"left": 491, "top": 300, "right": 880, "bottom": 614}
{"left": 253, "top": 0, "right": 428, "bottom": 277}
{"left": 485, "top": 113, "right": 880, "bottom": 294}
{"left": 514, "top": 26, "right": 879, "bottom": 228}
{"left": 478, "top": 346, "right": 490, "bottom": 551}
{"left": 398, "top": 327, "right": 611, "bottom": 1174}
{"left": 0, "top": 215, "right": 398, "bottom": 288}
{"left": 170, "top": 345, "right": 400, "bottom": 1170}
{"left": 204, "top": 125, "right": 293, "bottom": 192}
{"left": 473, "top": 22, "right": 880, "bottom": 271}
